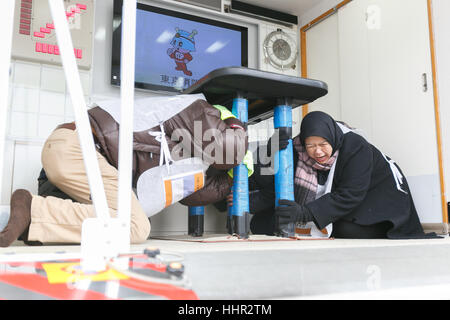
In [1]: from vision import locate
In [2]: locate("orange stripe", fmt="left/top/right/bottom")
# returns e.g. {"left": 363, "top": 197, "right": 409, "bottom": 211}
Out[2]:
{"left": 164, "top": 180, "right": 172, "bottom": 208}
{"left": 300, "top": 30, "right": 308, "bottom": 118}
{"left": 427, "top": 0, "right": 448, "bottom": 223}
{"left": 194, "top": 173, "right": 204, "bottom": 192}
{"left": 295, "top": 227, "right": 329, "bottom": 235}
{"left": 295, "top": 227, "right": 311, "bottom": 235}
{"left": 300, "top": 0, "right": 353, "bottom": 33}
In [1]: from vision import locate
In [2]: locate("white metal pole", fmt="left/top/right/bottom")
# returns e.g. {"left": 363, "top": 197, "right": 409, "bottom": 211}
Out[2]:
{"left": 117, "top": 0, "right": 137, "bottom": 244}
{"left": 0, "top": 0, "right": 15, "bottom": 199}
{"left": 48, "top": 0, "right": 110, "bottom": 220}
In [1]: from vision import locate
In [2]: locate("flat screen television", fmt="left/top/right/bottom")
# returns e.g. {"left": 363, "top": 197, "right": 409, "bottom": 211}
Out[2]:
{"left": 111, "top": 0, "right": 248, "bottom": 93}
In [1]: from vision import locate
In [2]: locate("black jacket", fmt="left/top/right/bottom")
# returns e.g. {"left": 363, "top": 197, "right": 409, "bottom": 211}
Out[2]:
{"left": 250, "top": 132, "right": 433, "bottom": 239}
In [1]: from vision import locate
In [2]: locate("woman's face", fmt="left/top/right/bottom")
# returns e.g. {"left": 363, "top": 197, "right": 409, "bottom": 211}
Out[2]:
{"left": 304, "top": 136, "right": 333, "bottom": 164}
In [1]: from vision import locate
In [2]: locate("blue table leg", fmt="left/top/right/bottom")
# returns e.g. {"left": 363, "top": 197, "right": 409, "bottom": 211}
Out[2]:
{"left": 228, "top": 96, "right": 250, "bottom": 238}
{"left": 188, "top": 206, "right": 204, "bottom": 237}
{"left": 274, "top": 103, "right": 295, "bottom": 237}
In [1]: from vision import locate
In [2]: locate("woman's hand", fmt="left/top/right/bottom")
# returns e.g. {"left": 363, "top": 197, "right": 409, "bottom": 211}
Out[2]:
{"left": 275, "top": 199, "right": 314, "bottom": 224}
{"left": 267, "top": 129, "right": 291, "bottom": 155}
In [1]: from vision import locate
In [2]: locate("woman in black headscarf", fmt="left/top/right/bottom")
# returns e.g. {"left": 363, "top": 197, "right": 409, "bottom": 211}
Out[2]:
{"left": 250, "top": 111, "right": 436, "bottom": 239}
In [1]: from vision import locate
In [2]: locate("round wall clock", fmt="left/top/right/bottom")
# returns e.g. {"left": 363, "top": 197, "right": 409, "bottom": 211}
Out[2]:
{"left": 263, "top": 29, "right": 298, "bottom": 70}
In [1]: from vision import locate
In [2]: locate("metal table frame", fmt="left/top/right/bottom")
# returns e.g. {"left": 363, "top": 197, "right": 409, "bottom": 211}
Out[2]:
{"left": 183, "top": 67, "right": 328, "bottom": 238}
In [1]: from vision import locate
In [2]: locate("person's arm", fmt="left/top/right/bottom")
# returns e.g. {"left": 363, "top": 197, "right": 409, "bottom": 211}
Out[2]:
{"left": 164, "top": 100, "right": 248, "bottom": 170}
{"left": 179, "top": 171, "right": 232, "bottom": 206}
{"left": 248, "top": 161, "right": 275, "bottom": 213}
{"left": 249, "top": 190, "right": 274, "bottom": 213}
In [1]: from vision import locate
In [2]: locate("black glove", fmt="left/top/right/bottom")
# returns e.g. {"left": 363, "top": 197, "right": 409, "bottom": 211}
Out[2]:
{"left": 267, "top": 128, "right": 291, "bottom": 156}
{"left": 275, "top": 199, "right": 314, "bottom": 225}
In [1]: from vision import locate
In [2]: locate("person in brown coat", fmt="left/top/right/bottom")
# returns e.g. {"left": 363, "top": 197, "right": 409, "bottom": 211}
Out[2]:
{"left": 1, "top": 96, "right": 247, "bottom": 246}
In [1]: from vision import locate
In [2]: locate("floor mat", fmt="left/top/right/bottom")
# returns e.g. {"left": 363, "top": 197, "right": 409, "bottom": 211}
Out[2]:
{"left": 150, "top": 234, "right": 334, "bottom": 242}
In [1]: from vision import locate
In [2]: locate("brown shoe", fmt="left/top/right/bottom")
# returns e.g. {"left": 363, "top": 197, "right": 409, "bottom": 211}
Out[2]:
{"left": 0, "top": 189, "right": 33, "bottom": 247}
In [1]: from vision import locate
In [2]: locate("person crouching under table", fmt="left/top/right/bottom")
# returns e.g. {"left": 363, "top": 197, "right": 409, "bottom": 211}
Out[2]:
{"left": 248, "top": 111, "right": 438, "bottom": 239}
{"left": 0, "top": 94, "right": 248, "bottom": 247}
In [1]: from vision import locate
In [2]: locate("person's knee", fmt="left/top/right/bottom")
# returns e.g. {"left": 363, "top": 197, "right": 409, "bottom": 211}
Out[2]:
{"left": 43, "top": 163, "right": 64, "bottom": 185}
{"left": 250, "top": 211, "right": 275, "bottom": 236}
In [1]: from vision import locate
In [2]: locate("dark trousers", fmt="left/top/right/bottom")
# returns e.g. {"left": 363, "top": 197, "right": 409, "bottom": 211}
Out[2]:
{"left": 250, "top": 208, "right": 391, "bottom": 239}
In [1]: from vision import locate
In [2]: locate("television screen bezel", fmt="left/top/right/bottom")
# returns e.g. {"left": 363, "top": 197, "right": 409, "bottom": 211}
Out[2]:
{"left": 111, "top": 0, "right": 249, "bottom": 93}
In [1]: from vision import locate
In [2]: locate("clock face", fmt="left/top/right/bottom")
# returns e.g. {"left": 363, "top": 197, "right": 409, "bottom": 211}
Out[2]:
{"left": 273, "top": 38, "right": 292, "bottom": 60}
{"left": 263, "top": 30, "right": 298, "bottom": 70}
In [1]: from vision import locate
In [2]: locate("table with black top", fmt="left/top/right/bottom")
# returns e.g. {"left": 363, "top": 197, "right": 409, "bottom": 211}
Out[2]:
{"left": 183, "top": 67, "right": 328, "bottom": 238}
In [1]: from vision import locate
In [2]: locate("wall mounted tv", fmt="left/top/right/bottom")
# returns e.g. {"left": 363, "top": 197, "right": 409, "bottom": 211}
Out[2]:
{"left": 111, "top": 0, "right": 248, "bottom": 92}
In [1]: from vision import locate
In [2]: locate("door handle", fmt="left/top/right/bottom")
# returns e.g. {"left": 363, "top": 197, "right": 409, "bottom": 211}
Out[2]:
{"left": 422, "top": 73, "right": 428, "bottom": 92}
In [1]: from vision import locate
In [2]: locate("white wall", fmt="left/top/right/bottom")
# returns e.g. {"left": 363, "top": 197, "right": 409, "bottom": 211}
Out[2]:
{"left": 298, "top": 0, "right": 343, "bottom": 27}
{"left": 1, "top": 61, "right": 90, "bottom": 204}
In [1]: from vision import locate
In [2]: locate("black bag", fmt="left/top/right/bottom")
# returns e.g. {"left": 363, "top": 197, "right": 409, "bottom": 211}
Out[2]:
{"left": 37, "top": 168, "right": 74, "bottom": 201}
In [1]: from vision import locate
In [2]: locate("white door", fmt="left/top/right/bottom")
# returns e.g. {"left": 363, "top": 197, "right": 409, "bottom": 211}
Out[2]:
{"left": 305, "top": 0, "right": 443, "bottom": 224}
{"left": 306, "top": 13, "right": 342, "bottom": 121}
{"left": 338, "top": 0, "right": 374, "bottom": 141}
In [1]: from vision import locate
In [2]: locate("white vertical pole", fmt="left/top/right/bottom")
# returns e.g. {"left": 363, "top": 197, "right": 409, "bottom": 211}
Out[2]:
{"left": 0, "top": 0, "right": 15, "bottom": 199}
{"left": 48, "top": 0, "right": 110, "bottom": 220}
{"left": 117, "top": 0, "right": 137, "bottom": 246}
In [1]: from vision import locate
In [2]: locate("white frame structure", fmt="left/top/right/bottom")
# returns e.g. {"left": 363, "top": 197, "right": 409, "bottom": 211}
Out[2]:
{"left": 0, "top": 1, "right": 16, "bottom": 197}
{"left": 0, "top": 0, "right": 137, "bottom": 270}
{"left": 49, "top": 0, "right": 110, "bottom": 221}
{"left": 51, "top": 0, "right": 137, "bottom": 269}
{"left": 117, "top": 0, "right": 137, "bottom": 243}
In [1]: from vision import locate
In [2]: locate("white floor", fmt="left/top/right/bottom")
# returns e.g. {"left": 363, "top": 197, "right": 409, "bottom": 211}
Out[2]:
{"left": 1, "top": 234, "right": 450, "bottom": 299}
{"left": 2, "top": 233, "right": 449, "bottom": 254}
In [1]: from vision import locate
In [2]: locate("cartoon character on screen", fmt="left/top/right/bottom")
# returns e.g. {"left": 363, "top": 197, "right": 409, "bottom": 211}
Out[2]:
{"left": 167, "top": 28, "right": 197, "bottom": 77}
